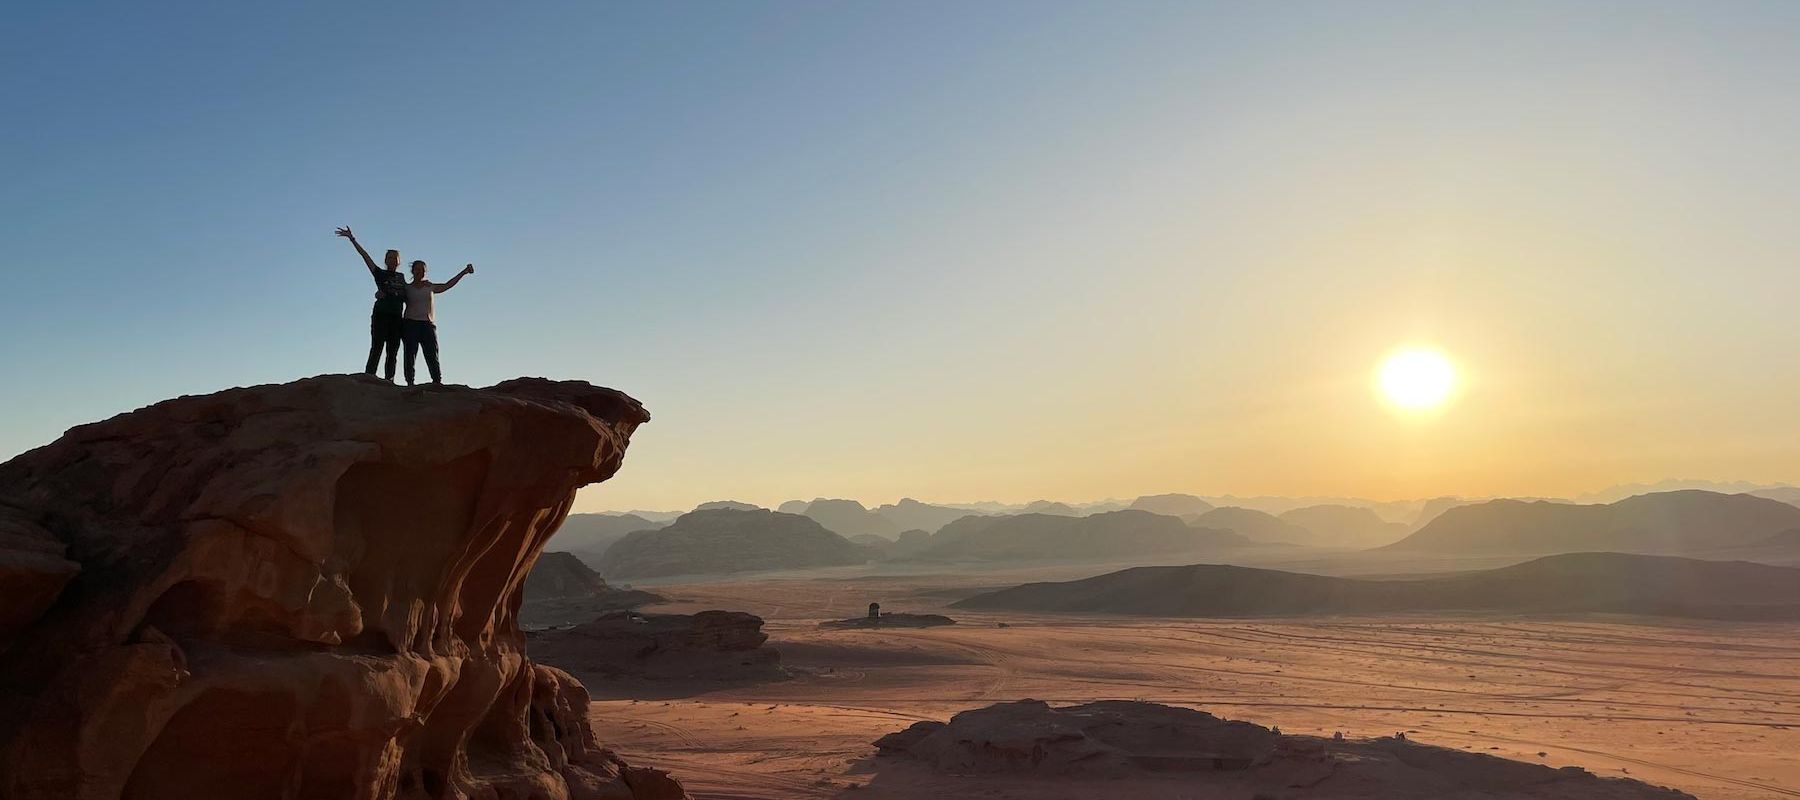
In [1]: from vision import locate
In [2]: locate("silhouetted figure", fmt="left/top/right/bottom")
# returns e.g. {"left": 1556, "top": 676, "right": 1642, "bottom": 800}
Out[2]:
{"left": 335, "top": 226, "right": 406, "bottom": 380}
{"left": 401, "top": 260, "right": 475, "bottom": 385}
{"left": 868, "top": 602, "right": 880, "bottom": 620}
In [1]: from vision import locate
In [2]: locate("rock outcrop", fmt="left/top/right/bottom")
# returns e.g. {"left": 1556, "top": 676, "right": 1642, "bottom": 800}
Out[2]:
{"left": 522, "top": 552, "right": 665, "bottom": 629}
{"left": 874, "top": 700, "right": 1694, "bottom": 797}
{"left": 0, "top": 374, "right": 687, "bottom": 800}
{"left": 527, "top": 610, "right": 782, "bottom": 683}
{"left": 819, "top": 612, "right": 955, "bottom": 629}
{"left": 596, "top": 508, "right": 870, "bottom": 579}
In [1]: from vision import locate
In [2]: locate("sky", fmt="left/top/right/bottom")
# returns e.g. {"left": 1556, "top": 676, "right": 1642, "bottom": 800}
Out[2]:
{"left": 5, "top": 1, "right": 1800, "bottom": 513}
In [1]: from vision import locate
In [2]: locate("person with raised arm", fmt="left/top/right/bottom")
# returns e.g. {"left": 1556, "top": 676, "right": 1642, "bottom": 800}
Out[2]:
{"left": 400, "top": 260, "right": 476, "bottom": 385}
{"left": 334, "top": 226, "right": 407, "bottom": 380}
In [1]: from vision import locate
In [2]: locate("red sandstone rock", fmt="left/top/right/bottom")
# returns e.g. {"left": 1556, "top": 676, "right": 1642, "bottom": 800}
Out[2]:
{"left": 874, "top": 700, "right": 1696, "bottom": 798}
{"left": 0, "top": 374, "right": 687, "bottom": 800}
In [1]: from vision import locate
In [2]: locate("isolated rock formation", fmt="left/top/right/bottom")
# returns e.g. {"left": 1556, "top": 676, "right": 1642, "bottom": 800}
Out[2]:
{"left": 522, "top": 552, "right": 665, "bottom": 629}
{"left": 0, "top": 374, "right": 687, "bottom": 800}
{"left": 597, "top": 508, "right": 869, "bottom": 579}
{"left": 527, "top": 610, "right": 782, "bottom": 683}
{"left": 874, "top": 700, "right": 1693, "bottom": 797}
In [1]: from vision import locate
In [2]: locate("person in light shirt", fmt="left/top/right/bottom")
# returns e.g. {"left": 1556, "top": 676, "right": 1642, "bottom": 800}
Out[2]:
{"left": 400, "top": 259, "right": 475, "bottom": 385}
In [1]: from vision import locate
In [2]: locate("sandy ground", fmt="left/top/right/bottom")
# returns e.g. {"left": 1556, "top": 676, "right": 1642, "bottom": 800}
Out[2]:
{"left": 578, "top": 570, "right": 1800, "bottom": 800}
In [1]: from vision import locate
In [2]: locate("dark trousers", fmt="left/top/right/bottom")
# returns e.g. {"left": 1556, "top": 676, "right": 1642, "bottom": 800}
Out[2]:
{"left": 402, "top": 319, "right": 441, "bottom": 384}
{"left": 365, "top": 312, "right": 403, "bottom": 379}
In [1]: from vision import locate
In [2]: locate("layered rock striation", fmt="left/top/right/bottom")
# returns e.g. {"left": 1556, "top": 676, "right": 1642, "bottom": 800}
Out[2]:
{"left": 0, "top": 374, "right": 686, "bottom": 800}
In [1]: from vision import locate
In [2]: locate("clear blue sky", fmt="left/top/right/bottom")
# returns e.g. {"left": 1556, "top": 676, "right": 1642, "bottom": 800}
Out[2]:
{"left": 7, "top": 2, "right": 1800, "bottom": 511}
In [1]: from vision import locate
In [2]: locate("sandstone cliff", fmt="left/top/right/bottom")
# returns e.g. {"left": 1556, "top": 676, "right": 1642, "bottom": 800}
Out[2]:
{"left": 0, "top": 374, "right": 687, "bottom": 800}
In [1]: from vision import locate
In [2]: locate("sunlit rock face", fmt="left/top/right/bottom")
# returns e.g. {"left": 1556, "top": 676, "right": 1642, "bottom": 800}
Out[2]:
{"left": 0, "top": 374, "right": 688, "bottom": 800}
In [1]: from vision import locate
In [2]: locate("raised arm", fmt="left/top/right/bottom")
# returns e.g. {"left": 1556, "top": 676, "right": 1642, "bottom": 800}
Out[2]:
{"left": 334, "top": 226, "right": 381, "bottom": 276}
{"left": 435, "top": 264, "right": 476, "bottom": 292}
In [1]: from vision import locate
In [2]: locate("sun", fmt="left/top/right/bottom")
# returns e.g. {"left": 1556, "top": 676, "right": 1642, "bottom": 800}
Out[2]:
{"left": 1377, "top": 347, "right": 1457, "bottom": 411}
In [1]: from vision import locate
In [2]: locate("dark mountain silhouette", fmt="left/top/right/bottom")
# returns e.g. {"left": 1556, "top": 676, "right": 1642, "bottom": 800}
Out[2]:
{"left": 1188, "top": 506, "right": 1313, "bottom": 544}
{"left": 521, "top": 552, "right": 664, "bottom": 628}
{"left": 1126, "top": 493, "right": 1215, "bottom": 517}
{"left": 597, "top": 508, "right": 870, "bottom": 579}
{"left": 921, "top": 510, "right": 1250, "bottom": 562}
{"left": 954, "top": 552, "right": 1800, "bottom": 620}
{"left": 1385, "top": 490, "right": 1800, "bottom": 556}
{"left": 1021, "top": 500, "right": 1080, "bottom": 516}
{"left": 554, "top": 512, "right": 668, "bottom": 556}
{"left": 1277, "top": 504, "right": 1409, "bottom": 547}
{"left": 874, "top": 498, "right": 984, "bottom": 533}
{"left": 694, "top": 500, "right": 763, "bottom": 512}
{"left": 790, "top": 498, "right": 902, "bottom": 539}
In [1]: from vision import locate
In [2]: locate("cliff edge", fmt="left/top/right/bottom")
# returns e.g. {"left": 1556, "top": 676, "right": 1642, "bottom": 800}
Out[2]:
{"left": 0, "top": 374, "right": 686, "bottom": 800}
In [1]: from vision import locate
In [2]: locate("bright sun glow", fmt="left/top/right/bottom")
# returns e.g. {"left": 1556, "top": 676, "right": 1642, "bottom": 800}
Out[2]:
{"left": 1377, "top": 347, "right": 1457, "bottom": 411}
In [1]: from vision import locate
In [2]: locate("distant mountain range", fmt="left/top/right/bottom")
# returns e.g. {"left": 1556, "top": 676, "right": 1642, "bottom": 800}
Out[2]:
{"left": 1384, "top": 490, "right": 1800, "bottom": 556}
{"left": 553, "top": 512, "right": 669, "bottom": 556}
{"left": 1126, "top": 493, "right": 1215, "bottom": 516}
{"left": 582, "top": 485, "right": 1800, "bottom": 561}
{"left": 920, "top": 510, "right": 1251, "bottom": 562}
{"left": 954, "top": 552, "right": 1800, "bottom": 620}
{"left": 595, "top": 508, "right": 871, "bottom": 579}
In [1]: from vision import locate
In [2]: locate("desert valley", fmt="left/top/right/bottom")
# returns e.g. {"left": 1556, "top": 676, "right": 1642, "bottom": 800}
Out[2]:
{"left": 513, "top": 480, "right": 1800, "bottom": 799}
{"left": 10, "top": 4, "right": 1800, "bottom": 798}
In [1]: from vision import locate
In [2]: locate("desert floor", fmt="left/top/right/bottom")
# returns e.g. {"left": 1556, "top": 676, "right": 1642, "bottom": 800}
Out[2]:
{"left": 579, "top": 569, "right": 1800, "bottom": 799}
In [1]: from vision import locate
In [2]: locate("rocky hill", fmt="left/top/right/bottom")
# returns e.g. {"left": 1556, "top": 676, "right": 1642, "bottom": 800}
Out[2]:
{"left": 954, "top": 552, "right": 1800, "bottom": 620}
{"left": 872, "top": 498, "right": 981, "bottom": 533}
{"left": 522, "top": 552, "right": 665, "bottom": 628}
{"left": 1277, "top": 503, "right": 1410, "bottom": 547}
{"left": 597, "top": 508, "right": 870, "bottom": 579}
{"left": 1386, "top": 490, "right": 1800, "bottom": 556}
{"left": 922, "top": 510, "right": 1250, "bottom": 562}
{"left": 554, "top": 512, "right": 668, "bottom": 557}
{"left": 0, "top": 374, "right": 685, "bottom": 800}
{"left": 1188, "top": 506, "right": 1314, "bottom": 544}
{"left": 1126, "top": 493, "right": 1214, "bottom": 516}
{"left": 791, "top": 497, "right": 902, "bottom": 539}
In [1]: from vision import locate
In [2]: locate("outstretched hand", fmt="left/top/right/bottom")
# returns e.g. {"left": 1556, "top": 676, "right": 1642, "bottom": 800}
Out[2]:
{"left": 463, "top": 263, "right": 476, "bottom": 275}
{"left": 334, "top": 226, "right": 355, "bottom": 239}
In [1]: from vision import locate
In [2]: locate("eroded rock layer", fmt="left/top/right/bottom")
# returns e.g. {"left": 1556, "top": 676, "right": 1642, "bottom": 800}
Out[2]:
{"left": 0, "top": 374, "right": 686, "bottom": 800}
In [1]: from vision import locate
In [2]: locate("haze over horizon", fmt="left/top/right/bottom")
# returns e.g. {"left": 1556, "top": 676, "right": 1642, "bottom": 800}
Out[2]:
{"left": 8, "top": 2, "right": 1800, "bottom": 512}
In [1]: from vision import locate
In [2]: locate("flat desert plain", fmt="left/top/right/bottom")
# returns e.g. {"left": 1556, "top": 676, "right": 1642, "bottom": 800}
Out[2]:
{"left": 578, "top": 569, "right": 1800, "bottom": 800}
